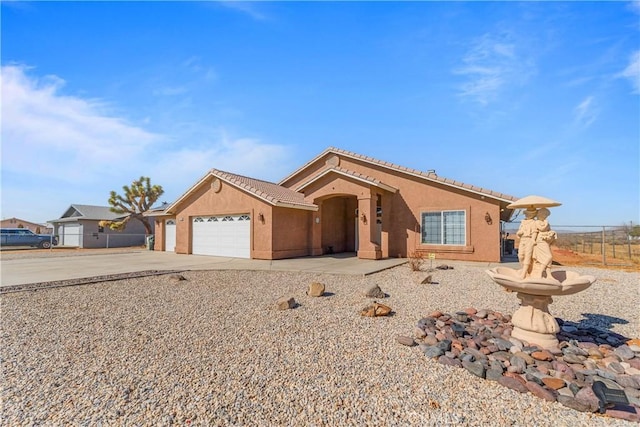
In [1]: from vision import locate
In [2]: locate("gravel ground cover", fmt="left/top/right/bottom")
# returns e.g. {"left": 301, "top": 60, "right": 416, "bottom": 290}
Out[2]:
{"left": 1, "top": 264, "right": 638, "bottom": 426}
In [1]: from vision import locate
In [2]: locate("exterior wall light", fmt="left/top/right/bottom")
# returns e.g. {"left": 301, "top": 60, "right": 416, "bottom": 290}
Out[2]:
{"left": 485, "top": 212, "right": 492, "bottom": 225}
{"left": 361, "top": 213, "right": 367, "bottom": 224}
{"left": 258, "top": 212, "right": 265, "bottom": 223}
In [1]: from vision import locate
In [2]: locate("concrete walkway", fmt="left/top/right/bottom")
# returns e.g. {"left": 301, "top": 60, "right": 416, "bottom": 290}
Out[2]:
{"left": 0, "top": 250, "right": 409, "bottom": 287}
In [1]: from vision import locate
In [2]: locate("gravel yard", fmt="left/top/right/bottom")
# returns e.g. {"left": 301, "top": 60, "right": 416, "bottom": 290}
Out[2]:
{"left": 1, "top": 264, "right": 638, "bottom": 426}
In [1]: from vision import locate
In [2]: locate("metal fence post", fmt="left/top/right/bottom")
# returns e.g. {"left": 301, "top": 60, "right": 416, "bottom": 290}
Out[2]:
{"left": 602, "top": 226, "right": 606, "bottom": 266}
{"left": 612, "top": 229, "right": 616, "bottom": 259}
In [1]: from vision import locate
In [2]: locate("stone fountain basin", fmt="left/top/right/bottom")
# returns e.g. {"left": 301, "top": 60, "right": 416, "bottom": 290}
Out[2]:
{"left": 486, "top": 267, "right": 596, "bottom": 296}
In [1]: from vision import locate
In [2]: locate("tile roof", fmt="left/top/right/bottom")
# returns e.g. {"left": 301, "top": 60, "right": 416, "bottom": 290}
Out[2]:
{"left": 295, "top": 165, "right": 398, "bottom": 193}
{"left": 211, "top": 169, "right": 317, "bottom": 210}
{"left": 280, "top": 147, "right": 518, "bottom": 203}
{"left": 166, "top": 169, "right": 318, "bottom": 213}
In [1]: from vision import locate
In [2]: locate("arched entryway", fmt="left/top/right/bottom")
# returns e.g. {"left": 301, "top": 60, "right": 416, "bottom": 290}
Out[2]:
{"left": 318, "top": 195, "right": 358, "bottom": 254}
{"left": 312, "top": 191, "right": 387, "bottom": 259}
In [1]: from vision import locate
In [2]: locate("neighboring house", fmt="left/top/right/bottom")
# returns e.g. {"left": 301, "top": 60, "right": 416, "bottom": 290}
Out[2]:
{"left": 0, "top": 218, "right": 52, "bottom": 234}
{"left": 49, "top": 204, "right": 151, "bottom": 248}
{"left": 149, "top": 147, "right": 518, "bottom": 262}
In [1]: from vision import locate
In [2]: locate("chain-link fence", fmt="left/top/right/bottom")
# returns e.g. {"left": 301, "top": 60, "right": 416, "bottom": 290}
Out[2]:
{"left": 55, "top": 232, "right": 148, "bottom": 249}
{"left": 503, "top": 223, "right": 640, "bottom": 267}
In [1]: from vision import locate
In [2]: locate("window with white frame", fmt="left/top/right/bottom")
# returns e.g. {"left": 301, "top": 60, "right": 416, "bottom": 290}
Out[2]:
{"left": 421, "top": 210, "right": 466, "bottom": 245}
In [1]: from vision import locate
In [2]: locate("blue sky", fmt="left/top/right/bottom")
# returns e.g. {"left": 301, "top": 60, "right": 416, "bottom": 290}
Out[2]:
{"left": 2, "top": 1, "right": 638, "bottom": 227}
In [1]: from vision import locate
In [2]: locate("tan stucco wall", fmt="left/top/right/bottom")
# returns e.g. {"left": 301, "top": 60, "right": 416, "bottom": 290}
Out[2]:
{"left": 162, "top": 177, "right": 317, "bottom": 259}
{"left": 270, "top": 207, "right": 313, "bottom": 259}
{"left": 283, "top": 154, "right": 504, "bottom": 262}
{"left": 167, "top": 177, "right": 274, "bottom": 256}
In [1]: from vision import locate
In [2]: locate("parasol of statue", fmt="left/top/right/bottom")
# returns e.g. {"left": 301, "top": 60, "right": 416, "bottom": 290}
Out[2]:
{"left": 507, "top": 195, "right": 562, "bottom": 210}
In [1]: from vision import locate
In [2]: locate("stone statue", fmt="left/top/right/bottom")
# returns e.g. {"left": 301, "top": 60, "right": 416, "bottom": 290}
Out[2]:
{"left": 516, "top": 208, "right": 538, "bottom": 279}
{"left": 532, "top": 208, "right": 556, "bottom": 279}
{"left": 486, "top": 195, "right": 595, "bottom": 349}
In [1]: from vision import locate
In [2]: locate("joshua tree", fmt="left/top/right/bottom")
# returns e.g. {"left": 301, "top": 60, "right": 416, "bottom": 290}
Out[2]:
{"left": 102, "top": 176, "right": 164, "bottom": 235}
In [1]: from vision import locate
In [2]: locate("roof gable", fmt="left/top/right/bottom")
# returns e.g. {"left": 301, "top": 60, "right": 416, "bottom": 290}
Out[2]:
{"left": 52, "top": 204, "right": 121, "bottom": 222}
{"left": 295, "top": 166, "right": 398, "bottom": 194}
{"left": 280, "top": 147, "right": 517, "bottom": 204}
{"left": 166, "top": 169, "right": 318, "bottom": 213}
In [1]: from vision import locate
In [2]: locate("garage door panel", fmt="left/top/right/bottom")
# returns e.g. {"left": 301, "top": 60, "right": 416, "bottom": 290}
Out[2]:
{"left": 62, "top": 224, "right": 81, "bottom": 247}
{"left": 192, "top": 214, "right": 250, "bottom": 258}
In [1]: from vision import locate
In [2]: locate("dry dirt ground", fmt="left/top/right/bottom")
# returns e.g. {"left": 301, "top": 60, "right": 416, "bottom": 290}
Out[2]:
{"left": 551, "top": 247, "right": 639, "bottom": 272}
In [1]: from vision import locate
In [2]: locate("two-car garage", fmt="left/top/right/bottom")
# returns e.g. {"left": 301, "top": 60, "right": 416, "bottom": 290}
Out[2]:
{"left": 154, "top": 168, "right": 318, "bottom": 259}
{"left": 191, "top": 214, "right": 251, "bottom": 258}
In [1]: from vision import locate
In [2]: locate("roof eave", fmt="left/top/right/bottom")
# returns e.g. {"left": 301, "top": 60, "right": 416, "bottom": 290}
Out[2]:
{"left": 274, "top": 202, "right": 319, "bottom": 211}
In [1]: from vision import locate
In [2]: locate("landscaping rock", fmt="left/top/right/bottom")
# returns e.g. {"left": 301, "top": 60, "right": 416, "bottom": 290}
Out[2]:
{"left": 396, "top": 335, "right": 416, "bottom": 347}
{"left": 276, "top": 297, "right": 296, "bottom": 310}
{"left": 462, "top": 360, "right": 486, "bottom": 378}
{"left": 420, "top": 275, "right": 433, "bottom": 284}
{"left": 422, "top": 345, "right": 444, "bottom": 358}
{"left": 307, "top": 282, "right": 325, "bottom": 297}
{"left": 360, "top": 302, "right": 392, "bottom": 317}
{"left": 364, "top": 284, "right": 386, "bottom": 299}
{"left": 557, "top": 395, "right": 593, "bottom": 412}
{"left": 498, "top": 376, "right": 528, "bottom": 393}
{"left": 525, "top": 381, "right": 557, "bottom": 402}
{"left": 542, "top": 377, "right": 566, "bottom": 390}
{"left": 407, "top": 307, "right": 640, "bottom": 422}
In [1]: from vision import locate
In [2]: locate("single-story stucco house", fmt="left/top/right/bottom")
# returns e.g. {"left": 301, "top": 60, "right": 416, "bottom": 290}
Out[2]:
{"left": 49, "top": 204, "right": 151, "bottom": 248}
{"left": 149, "top": 147, "right": 518, "bottom": 262}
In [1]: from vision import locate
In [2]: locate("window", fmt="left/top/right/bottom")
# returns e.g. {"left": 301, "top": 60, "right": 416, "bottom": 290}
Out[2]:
{"left": 98, "top": 226, "right": 104, "bottom": 233}
{"left": 421, "top": 210, "right": 466, "bottom": 245}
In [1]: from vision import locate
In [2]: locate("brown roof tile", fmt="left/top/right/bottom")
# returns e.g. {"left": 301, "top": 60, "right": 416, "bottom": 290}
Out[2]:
{"left": 211, "top": 169, "right": 317, "bottom": 209}
{"left": 282, "top": 147, "right": 518, "bottom": 203}
{"left": 167, "top": 169, "right": 317, "bottom": 213}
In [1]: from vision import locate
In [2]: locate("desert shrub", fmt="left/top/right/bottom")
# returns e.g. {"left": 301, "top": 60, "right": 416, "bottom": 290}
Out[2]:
{"left": 407, "top": 250, "right": 426, "bottom": 271}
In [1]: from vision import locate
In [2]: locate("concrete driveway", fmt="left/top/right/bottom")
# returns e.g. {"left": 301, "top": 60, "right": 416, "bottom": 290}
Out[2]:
{"left": 0, "top": 249, "right": 409, "bottom": 287}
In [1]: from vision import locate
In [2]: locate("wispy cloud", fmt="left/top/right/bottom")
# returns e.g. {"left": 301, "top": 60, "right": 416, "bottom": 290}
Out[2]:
{"left": 149, "top": 57, "right": 217, "bottom": 98}
{"left": 1, "top": 65, "right": 292, "bottom": 220}
{"left": 574, "top": 96, "right": 599, "bottom": 128}
{"left": 216, "top": 0, "right": 269, "bottom": 21}
{"left": 151, "top": 135, "right": 292, "bottom": 189}
{"left": 617, "top": 50, "right": 640, "bottom": 94}
{"left": 1, "top": 64, "right": 161, "bottom": 182}
{"left": 182, "top": 56, "right": 217, "bottom": 82}
{"left": 454, "top": 32, "right": 534, "bottom": 105}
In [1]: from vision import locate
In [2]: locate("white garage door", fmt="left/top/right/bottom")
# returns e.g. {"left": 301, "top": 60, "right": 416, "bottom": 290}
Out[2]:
{"left": 165, "top": 219, "right": 176, "bottom": 252}
{"left": 192, "top": 214, "right": 251, "bottom": 258}
{"left": 61, "top": 223, "right": 81, "bottom": 247}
